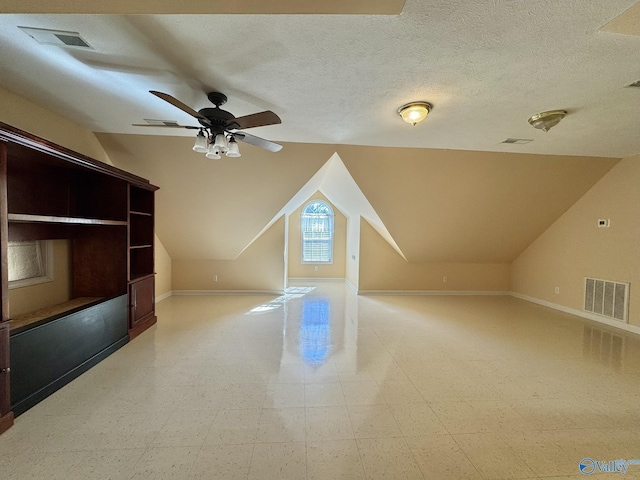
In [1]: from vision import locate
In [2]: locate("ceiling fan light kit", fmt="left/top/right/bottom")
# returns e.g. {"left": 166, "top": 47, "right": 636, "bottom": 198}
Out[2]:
{"left": 397, "top": 101, "right": 432, "bottom": 125}
{"left": 192, "top": 130, "right": 208, "bottom": 153}
{"left": 527, "top": 110, "right": 567, "bottom": 132}
{"left": 144, "top": 90, "right": 283, "bottom": 158}
{"left": 226, "top": 138, "right": 241, "bottom": 158}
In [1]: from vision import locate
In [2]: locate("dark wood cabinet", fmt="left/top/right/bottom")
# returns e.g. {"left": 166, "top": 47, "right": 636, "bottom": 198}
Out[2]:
{"left": 0, "top": 323, "right": 12, "bottom": 433}
{"left": 129, "top": 276, "right": 155, "bottom": 339}
{"left": 0, "top": 122, "right": 158, "bottom": 432}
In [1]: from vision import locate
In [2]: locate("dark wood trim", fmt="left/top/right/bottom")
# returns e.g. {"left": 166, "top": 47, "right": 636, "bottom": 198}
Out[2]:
{"left": 0, "top": 122, "right": 158, "bottom": 191}
{"left": 0, "top": 411, "right": 13, "bottom": 435}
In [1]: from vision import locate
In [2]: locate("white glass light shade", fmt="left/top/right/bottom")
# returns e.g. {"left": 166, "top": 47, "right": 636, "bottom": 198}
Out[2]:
{"left": 397, "top": 102, "right": 432, "bottom": 126}
{"left": 192, "top": 130, "right": 208, "bottom": 152}
{"left": 205, "top": 144, "right": 221, "bottom": 159}
{"left": 527, "top": 110, "right": 567, "bottom": 133}
{"left": 213, "top": 133, "right": 228, "bottom": 153}
{"left": 226, "top": 138, "right": 241, "bottom": 157}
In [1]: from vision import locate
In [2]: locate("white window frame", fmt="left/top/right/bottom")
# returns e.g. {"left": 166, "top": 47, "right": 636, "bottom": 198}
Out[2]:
{"left": 7, "top": 240, "right": 54, "bottom": 289}
{"left": 301, "top": 200, "right": 334, "bottom": 264}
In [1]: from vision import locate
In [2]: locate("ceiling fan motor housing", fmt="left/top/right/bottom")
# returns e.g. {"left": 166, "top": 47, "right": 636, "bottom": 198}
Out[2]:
{"left": 207, "top": 91, "right": 227, "bottom": 107}
{"left": 197, "top": 107, "right": 236, "bottom": 131}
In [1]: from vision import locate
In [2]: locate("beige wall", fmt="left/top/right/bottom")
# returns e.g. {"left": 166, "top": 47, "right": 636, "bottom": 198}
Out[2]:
{"left": 0, "top": 86, "right": 113, "bottom": 165}
{"left": 154, "top": 234, "right": 172, "bottom": 299}
{"left": 1, "top": 85, "right": 173, "bottom": 305}
{"left": 345, "top": 215, "right": 360, "bottom": 290}
{"left": 511, "top": 154, "right": 640, "bottom": 327}
{"left": 359, "top": 218, "right": 511, "bottom": 292}
{"left": 288, "top": 192, "right": 346, "bottom": 279}
{"left": 173, "top": 216, "right": 286, "bottom": 292}
{"left": 9, "top": 240, "right": 71, "bottom": 318}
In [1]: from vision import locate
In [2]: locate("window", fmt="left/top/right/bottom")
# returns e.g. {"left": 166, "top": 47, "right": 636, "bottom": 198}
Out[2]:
{"left": 301, "top": 200, "right": 334, "bottom": 263}
{"left": 7, "top": 240, "right": 54, "bottom": 289}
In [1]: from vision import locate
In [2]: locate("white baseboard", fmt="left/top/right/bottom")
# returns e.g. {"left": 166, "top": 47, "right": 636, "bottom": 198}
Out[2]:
{"left": 359, "top": 290, "right": 510, "bottom": 296}
{"left": 155, "top": 291, "right": 173, "bottom": 303}
{"left": 510, "top": 291, "right": 640, "bottom": 336}
{"left": 287, "top": 277, "right": 346, "bottom": 283}
{"left": 173, "top": 289, "right": 284, "bottom": 296}
{"left": 345, "top": 278, "right": 358, "bottom": 294}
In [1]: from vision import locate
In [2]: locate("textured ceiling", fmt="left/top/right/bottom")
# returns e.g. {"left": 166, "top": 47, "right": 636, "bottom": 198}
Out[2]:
{"left": 0, "top": 0, "right": 406, "bottom": 15}
{"left": 1, "top": 0, "right": 640, "bottom": 157}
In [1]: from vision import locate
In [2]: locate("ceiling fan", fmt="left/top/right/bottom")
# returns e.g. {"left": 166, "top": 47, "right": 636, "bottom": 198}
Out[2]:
{"left": 134, "top": 90, "right": 282, "bottom": 157}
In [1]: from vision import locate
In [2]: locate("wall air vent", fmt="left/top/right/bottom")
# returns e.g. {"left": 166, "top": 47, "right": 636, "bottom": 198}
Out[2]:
{"left": 626, "top": 80, "right": 640, "bottom": 88}
{"left": 501, "top": 138, "right": 533, "bottom": 144}
{"left": 584, "top": 277, "right": 629, "bottom": 322}
{"left": 18, "top": 26, "right": 93, "bottom": 49}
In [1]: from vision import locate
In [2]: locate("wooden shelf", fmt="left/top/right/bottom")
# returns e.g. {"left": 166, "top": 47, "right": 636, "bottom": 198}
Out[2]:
{"left": 9, "top": 297, "right": 103, "bottom": 333}
{"left": 8, "top": 213, "right": 127, "bottom": 226}
{"left": 130, "top": 244, "right": 152, "bottom": 250}
{"left": 130, "top": 211, "right": 152, "bottom": 217}
{"left": 129, "top": 272, "right": 155, "bottom": 283}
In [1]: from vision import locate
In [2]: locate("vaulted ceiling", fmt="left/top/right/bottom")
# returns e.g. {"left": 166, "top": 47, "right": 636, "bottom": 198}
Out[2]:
{"left": 0, "top": 1, "right": 637, "bottom": 264}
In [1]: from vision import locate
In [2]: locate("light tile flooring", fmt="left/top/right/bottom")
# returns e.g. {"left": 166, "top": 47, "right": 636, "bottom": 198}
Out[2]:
{"left": 2, "top": 280, "right": 640, "bottom": 479}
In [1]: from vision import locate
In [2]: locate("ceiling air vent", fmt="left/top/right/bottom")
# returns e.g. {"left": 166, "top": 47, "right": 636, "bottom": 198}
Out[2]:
{"left": 626, "top": 80, "right": 640, "bottom": 88}
{"left": 143, "top": 119, "right": 180, "bottom": 126}
{"left": 18, "top": 26, "right": 93, "bottom": 49}
{"left": 501, "top": 138, "right": 533, "bottom": 144}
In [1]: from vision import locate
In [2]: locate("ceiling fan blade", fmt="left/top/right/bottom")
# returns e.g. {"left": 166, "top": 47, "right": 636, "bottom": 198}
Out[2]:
{"left": 228, "top": 111, "right": 281, "bottom": 130}
{"left": 149, "top": 91, "right": 211, "bottom": 126}
{"left": 132, "top": 123, "right": 200, "bottom": 129}
{"left": 233, "top": 132, "right": 283, "bottom": 152}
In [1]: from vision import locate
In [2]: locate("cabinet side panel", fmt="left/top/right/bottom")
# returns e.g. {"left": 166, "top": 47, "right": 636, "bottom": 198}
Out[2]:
{"left": 0, "top": 143, "right": 8, "bottom": 322}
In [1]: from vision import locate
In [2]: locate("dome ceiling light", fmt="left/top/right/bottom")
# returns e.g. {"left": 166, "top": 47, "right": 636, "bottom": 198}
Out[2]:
{"left": 397, "top": 101, "right": 432, "bottom": 126}
{"left": 528, "top": 110, "right": 567, "bottom": 132}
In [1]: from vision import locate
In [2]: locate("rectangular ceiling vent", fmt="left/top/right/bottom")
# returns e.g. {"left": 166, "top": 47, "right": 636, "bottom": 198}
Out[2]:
{"left": 501, "top": 138, "right": 533, "bottom": 144}
{"left": 143, "top": 119, "right": 179, "bottom": 126}
{"left": 626, "top": 80, "right": 640, "bottom": 88}
{"left": 18, "top": 26, "right": 93, "bottom": 49}
{"left": 584, "top": 277, "right": 629, "bottom": 322}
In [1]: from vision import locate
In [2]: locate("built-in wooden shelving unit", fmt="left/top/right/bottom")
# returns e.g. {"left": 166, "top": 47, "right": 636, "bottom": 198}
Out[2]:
{"left": 0, "top": 122, "right": 158, "bottom": 432}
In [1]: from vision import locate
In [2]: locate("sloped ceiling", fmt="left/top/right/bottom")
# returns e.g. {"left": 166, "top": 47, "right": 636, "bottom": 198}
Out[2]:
{"left": 97, "top": 133, "right": 618, "bottom": 263}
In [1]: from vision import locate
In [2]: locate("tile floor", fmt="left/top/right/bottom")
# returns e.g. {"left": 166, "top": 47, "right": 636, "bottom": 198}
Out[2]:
{"left": 2, "top": 280, "right": 640, "bottom": 479}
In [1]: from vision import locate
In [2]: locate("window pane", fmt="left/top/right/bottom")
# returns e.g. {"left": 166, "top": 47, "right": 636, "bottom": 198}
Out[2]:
{"left": 8, "top": 241, "right": 45, "bottom": 282}
{"left": 301, "top": 201, "right": 334, "bottom": 263}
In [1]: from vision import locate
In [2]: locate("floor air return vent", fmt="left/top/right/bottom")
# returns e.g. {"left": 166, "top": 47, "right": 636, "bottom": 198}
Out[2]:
{"left": 584, "top": 277, "right": 629, "bottom": 322}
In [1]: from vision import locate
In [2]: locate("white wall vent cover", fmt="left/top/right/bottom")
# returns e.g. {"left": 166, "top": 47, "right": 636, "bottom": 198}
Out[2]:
{"left": 584, "top": 277, "right": 629, "bottom": 322}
